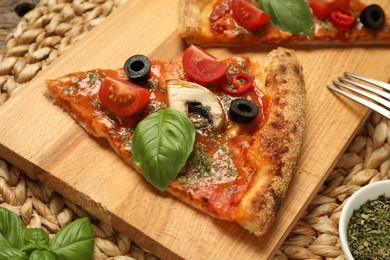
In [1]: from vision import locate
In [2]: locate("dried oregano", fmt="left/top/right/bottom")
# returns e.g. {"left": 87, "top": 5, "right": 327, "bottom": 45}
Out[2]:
{"left": 347, "top": 195, "right": 390, "bottom": 259}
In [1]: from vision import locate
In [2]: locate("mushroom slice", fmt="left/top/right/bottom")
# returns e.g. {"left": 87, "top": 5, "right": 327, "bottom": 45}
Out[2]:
{"left": 167, "top": 79, "right": 225, "bottom": 129}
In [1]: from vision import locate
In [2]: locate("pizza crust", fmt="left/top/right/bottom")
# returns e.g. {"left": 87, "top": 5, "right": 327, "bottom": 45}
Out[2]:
{"left": 234, "top": 48, "right": 306, "bottom": 236}
{"left": 178, "top": 0, "right": 214, "bottom": 45}
{"left": 178, "top": 0, "right": 202, "bottom": 40}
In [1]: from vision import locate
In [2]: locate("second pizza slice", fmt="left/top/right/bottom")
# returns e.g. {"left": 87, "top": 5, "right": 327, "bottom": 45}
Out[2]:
{"left": 179, "top": 0, "right": 390, "bottom": 46}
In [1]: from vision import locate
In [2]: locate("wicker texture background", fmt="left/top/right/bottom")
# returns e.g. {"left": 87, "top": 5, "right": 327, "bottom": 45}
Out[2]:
{"left": 1, "top": 0, "right": 389, "bottom": 259}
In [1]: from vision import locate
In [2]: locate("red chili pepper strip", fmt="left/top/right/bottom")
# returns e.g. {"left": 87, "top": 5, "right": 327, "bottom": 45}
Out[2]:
{"left": 219, "top": 73, "right": 254, "bottom": 96}
{"left": 329, "top": 9, "right": 356, "bottom": 29}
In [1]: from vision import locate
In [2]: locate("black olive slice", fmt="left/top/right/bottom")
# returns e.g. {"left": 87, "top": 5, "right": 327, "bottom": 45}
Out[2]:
{"left": 124, "top": 55, "right": 151, "bottom": 83}
{"left": 229, "top": 99, "right": 258, "bottom": 124}
{"left": 359, "top": 5, "right": 386, "bottom": 29}
{"left": 187, "top": 101, "right": 213, "bottom": 124}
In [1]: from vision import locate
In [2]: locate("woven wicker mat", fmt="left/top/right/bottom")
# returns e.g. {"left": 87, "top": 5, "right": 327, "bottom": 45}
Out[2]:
{"left": 1, "top": 1, "right": 390, "bottom": 259}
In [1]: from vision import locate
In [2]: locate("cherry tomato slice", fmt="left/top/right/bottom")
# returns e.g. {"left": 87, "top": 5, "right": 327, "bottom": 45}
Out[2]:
{"left": 309, "top": 0, "right": 350, "bottom": 20}
{"left": 329, "top": 9, "right": 356, "bottom": 29}
{"left": 182, "top": 45, "right": 229, "bottom": 84}
{"left": 232, "top": 0, "right": 270, "bottom": 31}
{"left": 219, "top": 73, "right": 254, "bottom": 96}
{"left": 98, "top": 77, "right": 150, "bottom": 117}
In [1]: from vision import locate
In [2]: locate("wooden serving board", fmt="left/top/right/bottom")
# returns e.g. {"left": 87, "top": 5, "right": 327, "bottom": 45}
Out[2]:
{"left": 1, "top": 0, "right": 389, "bottom": 258}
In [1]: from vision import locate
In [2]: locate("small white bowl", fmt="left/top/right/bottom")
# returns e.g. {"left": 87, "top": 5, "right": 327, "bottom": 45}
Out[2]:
{"left": 339, "top": 180, "right": 390, "bottom": 260}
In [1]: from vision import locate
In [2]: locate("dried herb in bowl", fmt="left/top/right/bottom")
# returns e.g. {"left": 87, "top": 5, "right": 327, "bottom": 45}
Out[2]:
{"left": 347, "top": 194, "right": 390, "bottom": 259}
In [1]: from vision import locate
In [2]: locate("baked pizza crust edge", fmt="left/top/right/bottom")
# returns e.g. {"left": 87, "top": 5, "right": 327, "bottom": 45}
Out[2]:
{"left": 234, "top": 47, "right": 306, "bottom": 236}
{"left": 178, "top": 0, "right": 214, "bottom": 45}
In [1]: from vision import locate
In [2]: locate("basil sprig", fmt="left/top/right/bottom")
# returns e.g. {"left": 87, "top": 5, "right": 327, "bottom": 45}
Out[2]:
{"left": 132, "top": 108, "right": 196, "bottom": 191}
{"left": 0, "top": 207, "right": 94, "bottom": 260}
{"left": 259, "top": 0, "right": 313, "bottom": 36}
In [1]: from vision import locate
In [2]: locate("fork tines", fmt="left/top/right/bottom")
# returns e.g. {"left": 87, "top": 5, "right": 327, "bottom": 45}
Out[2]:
{"left": 327, "top": 72, "right": 390, "bottom": 120}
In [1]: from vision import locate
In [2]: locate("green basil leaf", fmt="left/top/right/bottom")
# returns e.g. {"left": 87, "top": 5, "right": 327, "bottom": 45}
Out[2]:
{"left": 259, "top": 0, "right": 313, "bottom": 36}
{"left": 0, "top": 207, "right": 26, "bottom": 249}
{"left": 30, "top": 250, "right": 57, "bottom": 260}
{"left": 49, "top": 217, "right": 94, "bottom": 260}
{"left": 21, "top": 228, "right": 49, "bottom": 252}
{"left": 0, "top": 233, "right": 10, "bottom": 251}
{"left": 0, "top": 246, "right": 27, "bottom": 259}
{"left": 132, "top": 108, "right": 196, "bottom": 191}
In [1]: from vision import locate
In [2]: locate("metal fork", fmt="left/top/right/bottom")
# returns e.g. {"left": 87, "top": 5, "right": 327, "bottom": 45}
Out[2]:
{"left": 327, "top": 72, "right": 390, "bottom": 120}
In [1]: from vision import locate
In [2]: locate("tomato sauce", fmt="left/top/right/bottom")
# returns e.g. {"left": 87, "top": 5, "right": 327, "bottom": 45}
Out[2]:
{"left": 47, "top": 57, "right": 267, "bottom": 220}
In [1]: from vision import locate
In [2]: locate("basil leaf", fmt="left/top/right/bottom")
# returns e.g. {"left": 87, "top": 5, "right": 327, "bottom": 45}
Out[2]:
{"left": 49, "top": 217, "right": 94, "bottom": 260}
{"left": 0, "top": 208, "right": 93, "bottom": 259}
{"left": 0, "top": 233, "right": 11, "bottom": 251}
{"left": 21, "top": 228, "right": 50, "bottom": 252}
{"left": 132, "top": 108, "right": 196, "bottom": 191}
{"left": 259, "top": 0, "right": 313, "bottom": 36}
{"left": 0, "top": 207, "right": 26, "bottom": 249}
{"left": 30, "top": 250, "right": 57, "bottom": 260}
{"left": 0, "top": 246, "right": 26, "bottom": 259}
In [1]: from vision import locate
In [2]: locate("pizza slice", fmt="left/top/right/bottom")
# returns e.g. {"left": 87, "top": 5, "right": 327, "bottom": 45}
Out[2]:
{"left": 179, "top": 0, "right": 390, "bottom": 46}
{"left": 46, "top": 46, "right": 305, "bottom": 236}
